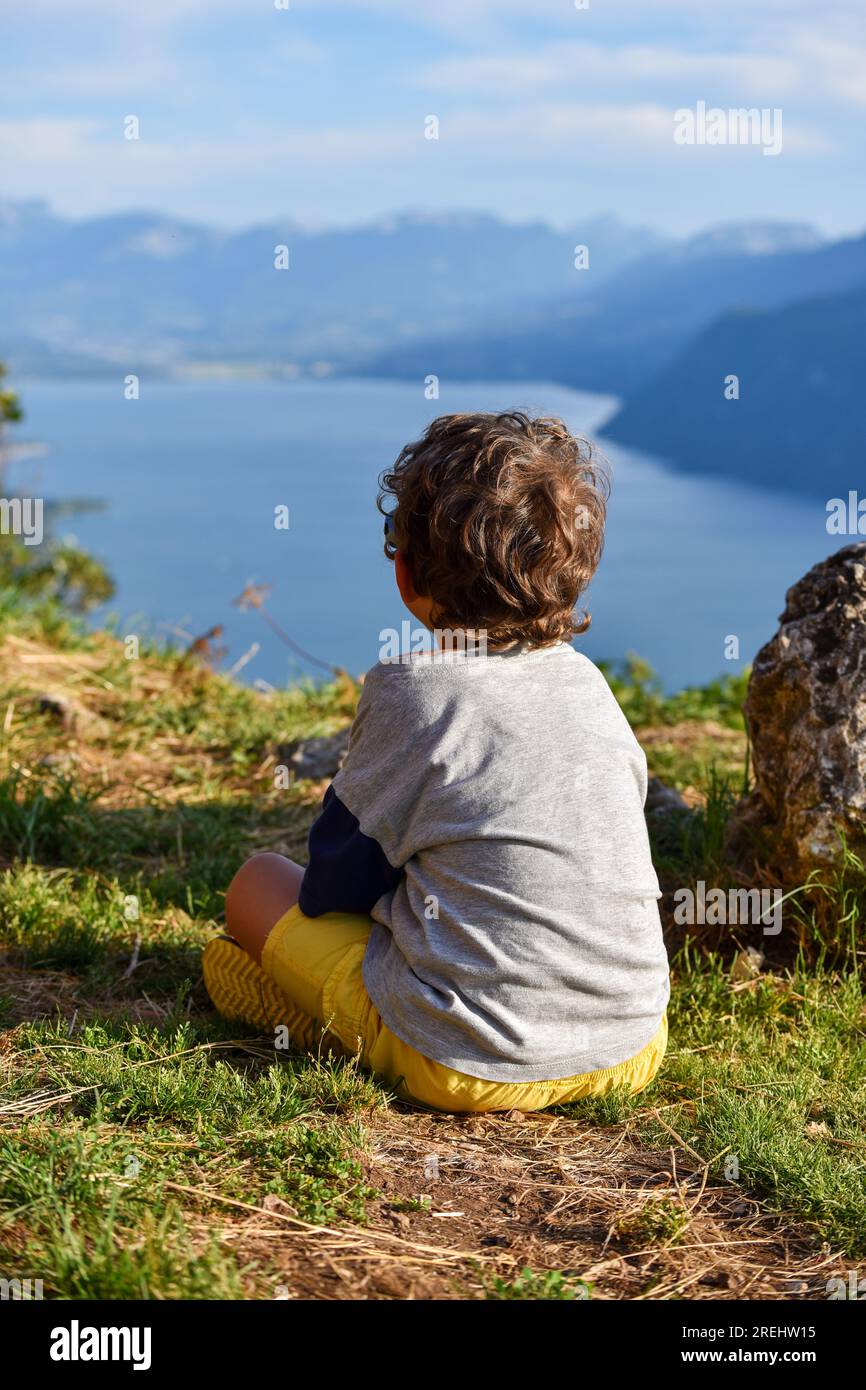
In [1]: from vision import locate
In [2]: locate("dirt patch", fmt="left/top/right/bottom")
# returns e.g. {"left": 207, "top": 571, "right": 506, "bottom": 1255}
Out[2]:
{"left": 197, "top": 1106, "right": 846, "bottom": 1301}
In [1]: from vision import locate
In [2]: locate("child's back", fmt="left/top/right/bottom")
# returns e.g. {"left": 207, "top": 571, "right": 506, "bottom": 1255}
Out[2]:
{"left": 326, "top": 641, "right": 669, "bottom": 1081}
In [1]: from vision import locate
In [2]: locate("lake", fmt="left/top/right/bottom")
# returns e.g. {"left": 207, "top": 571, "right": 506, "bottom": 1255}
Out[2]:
{"left": 15, "top": 376, "right": 841, "bottom": 691}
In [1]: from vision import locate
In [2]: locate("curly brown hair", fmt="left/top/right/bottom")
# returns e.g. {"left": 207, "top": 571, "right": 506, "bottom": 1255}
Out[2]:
{"left": 378, "top": 411, "right": 609, "bottom": 648}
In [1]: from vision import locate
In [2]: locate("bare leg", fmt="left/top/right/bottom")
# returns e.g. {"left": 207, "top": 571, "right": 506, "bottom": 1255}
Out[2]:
{"left": 224, "top": 852, "right": 305, "bottom": 965}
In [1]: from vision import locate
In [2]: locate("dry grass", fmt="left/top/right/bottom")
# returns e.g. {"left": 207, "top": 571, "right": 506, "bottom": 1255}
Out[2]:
{"left": 159, "top": 1107, "right": 849, "bottom": 1301}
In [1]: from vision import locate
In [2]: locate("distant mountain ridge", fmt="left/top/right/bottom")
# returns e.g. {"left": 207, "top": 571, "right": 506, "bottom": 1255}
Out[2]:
{"left": 0, "top": 198, "right": 840, "bottom": 388}
{"left": 0, "top": 197, "right": 663, "bottom": 377}
{"left": 602, "top": 288, "right": 866, "bottom": 497}
{"left": 369, "top": 224, "right": 866, "bottom": 398}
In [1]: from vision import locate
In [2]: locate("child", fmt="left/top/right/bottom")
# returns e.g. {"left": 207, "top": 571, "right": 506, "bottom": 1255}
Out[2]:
{"left": 203, "top": 411, "right": 670, "bottom": 1113}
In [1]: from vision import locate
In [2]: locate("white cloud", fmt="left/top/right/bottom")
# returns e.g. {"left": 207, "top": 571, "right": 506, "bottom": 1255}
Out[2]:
{"left": 447, "top": 102, "right": 675, "bottom": 150}
{"left": 2, "top": 56, "right": 182, "bottom": 102}
{"left": 445, "top": 102, "right": 832, "bottom": 158}
{"left": 789, "top": 34, "right": 866, "bottom": 105}
{"left": 314, "top": 0, "right": 866, "bottom": 43}
{"left": 0, "top": 116, "right": 422, "bottom": 222}
{"left": 0, "top": 91, "right": 834, "bottom": 228}
{"left": 419, "top": 43, "right": 799, "bottom": 99}
{"left": 0, "top": 118, "right": 99, "bottom": 162}
{"left": 10, "top": 0, "right": 859, "bottom": 44}
{"left": 5, "top": 0, "right": 250, "bottom": 20}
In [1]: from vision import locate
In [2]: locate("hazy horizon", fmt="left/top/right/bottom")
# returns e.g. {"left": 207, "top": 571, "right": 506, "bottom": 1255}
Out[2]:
{"left": 4, "top": 193, "right": 864, "bottom": 247}
{"left": 4, "top": 0, "right": 866, "bottom": 236}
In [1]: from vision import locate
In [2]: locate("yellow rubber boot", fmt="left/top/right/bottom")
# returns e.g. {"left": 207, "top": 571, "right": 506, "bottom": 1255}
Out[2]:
{"left": 202, "top": 937, "right": 320, "bottom": 1049}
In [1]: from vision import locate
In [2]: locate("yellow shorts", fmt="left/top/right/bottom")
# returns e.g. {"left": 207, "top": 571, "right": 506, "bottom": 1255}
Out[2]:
{"left": 239, "top": 905, "right": 667, "bottom": 1114}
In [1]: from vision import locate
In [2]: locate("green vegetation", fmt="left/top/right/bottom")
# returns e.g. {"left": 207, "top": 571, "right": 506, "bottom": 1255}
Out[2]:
{"left": 653, "top": 953, "right": 866, "bottom": 1256}
{"left": 484, "top": 1267, "right": 591, "bottom": 1300}
{"left": 615, "top": 1197, "right": 691, "bottom": 1249}
{"left": 0, "top": 367, "right": 114, "bottom": 612}
{"left": 598, "top": 653, "right": 749, "bottom": 731}
{"left": 566, "top": 952, "right": 866, "bottom": 1259}
{"left": 0, "top": 362, "right": 23, "bottom": 452}
{"left": 0, "top": 532, "right": 114, "bottom": 614}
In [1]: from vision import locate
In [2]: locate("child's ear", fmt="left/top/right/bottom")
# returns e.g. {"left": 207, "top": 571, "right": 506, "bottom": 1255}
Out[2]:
{"left": 394, "top": 551, "right": 417, "bottom": 604}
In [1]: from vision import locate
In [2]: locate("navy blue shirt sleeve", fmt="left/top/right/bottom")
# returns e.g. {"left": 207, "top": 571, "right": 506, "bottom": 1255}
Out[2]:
{"left": 298, "top": 784, "right": 404, "bottom": 917}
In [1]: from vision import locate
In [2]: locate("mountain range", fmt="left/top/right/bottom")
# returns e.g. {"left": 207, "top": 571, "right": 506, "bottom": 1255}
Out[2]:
{"left": 0, "top": 198, "right": 660, "bottom": 376}
{"left": 370, "top": 223, "right": 866, "bottom": 397}
{"left": 2, "top": 196, "right": 865, "bottom": 496}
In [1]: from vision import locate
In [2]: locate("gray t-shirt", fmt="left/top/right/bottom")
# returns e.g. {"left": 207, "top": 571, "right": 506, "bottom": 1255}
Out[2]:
{"left": 332, "top": 642, "right": 670, "bottom": 1082}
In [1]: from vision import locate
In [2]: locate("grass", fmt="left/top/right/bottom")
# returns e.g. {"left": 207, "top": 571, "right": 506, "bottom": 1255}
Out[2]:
{"left": 483, "top": 1267, "right": 591, "bottom": 1300}
{"left": 563, "top": 955, "right": 866, "bottom": 1258}
{"left": 1, "top": 575, "right": 865, "bottom": 1298}
{"left": 0, "top": 1010, "right": 382, "bottom": 1296}
{"left": 653, "top": 953, "right": 866, "bottom": 1256}
{"left": 599, "top": 653, "right": 749, "bottom": 730}
{"left": 615, "top": 1197, "right": 691, "bottom": 1249}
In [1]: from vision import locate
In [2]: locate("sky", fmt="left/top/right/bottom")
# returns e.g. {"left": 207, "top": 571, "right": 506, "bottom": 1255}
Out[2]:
{"left": 2, "top": 0, "right": 866, "bottom": 237}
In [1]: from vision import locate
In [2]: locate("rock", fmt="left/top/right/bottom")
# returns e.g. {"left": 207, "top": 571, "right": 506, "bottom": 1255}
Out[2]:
{"left": 37, "top": 693, "right": 75, "bottom": 728}
{"left": 644, "top": 779, "right": 693, "bottom": 861}
{"left": 261, "top": 1194, "right": 293, "bottom": 1213}
{"left": 731, "top": 947, "right": 765, "bottom": 982}
{"left": 35, "top": 693, "right": 110, "bottom": 739}
{"left": 38, "top": 752, "right": 78, "bottom": 770}
{"left": 277, "top": 727, "right": 350, "bottom": 780}
{"left": 804, "top": 1120, "right": 833, "bottom": 1141}
{"left": 645, "top": 776, "right": 689, "bottom": 816}
{"left": 728, "top": 543, "right": 866, "bottom": 881}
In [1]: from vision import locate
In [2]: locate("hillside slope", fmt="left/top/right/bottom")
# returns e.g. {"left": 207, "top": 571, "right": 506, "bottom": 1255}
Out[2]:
{"left": 1, "top": 584, "right": 865, "bottom": 1297}
{"left": 602, "top": 289, "right": 866, "bottom": 496}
